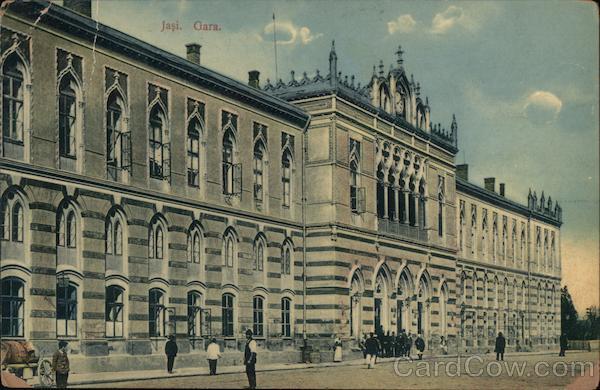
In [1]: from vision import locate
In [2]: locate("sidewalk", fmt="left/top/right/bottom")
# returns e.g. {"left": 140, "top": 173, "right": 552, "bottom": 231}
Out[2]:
{"left": 38, "top": 349, "right": 562, "bottom": 387}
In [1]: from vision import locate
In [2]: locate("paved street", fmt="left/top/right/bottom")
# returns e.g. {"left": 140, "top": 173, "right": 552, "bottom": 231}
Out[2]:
{"left": 78, "top": 352, "right": 598, "bottom": 389}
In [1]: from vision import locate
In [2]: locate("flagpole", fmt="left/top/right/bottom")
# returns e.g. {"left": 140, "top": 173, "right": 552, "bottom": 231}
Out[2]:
{"left": 273, "top": 11, "right": 279, "bottom": 81}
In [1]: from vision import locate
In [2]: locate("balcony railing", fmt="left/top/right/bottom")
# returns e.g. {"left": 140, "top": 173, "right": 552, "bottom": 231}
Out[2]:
{"left": 377, "top": 218, "right": 428, "bottom": 242}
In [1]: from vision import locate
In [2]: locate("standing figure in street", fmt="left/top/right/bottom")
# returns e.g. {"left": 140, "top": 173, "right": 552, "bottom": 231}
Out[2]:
{"left": 405, "top": 332, "right": 413, "bottom": 361}
{"left": 244, "top": 329, "right": 257, "bottom": 389}
{"left": 206, "top": 338, "right": 221, "bottom": 375}
{"left": 365, "top": 332, "right": 378, "bottom": 369}
{"left": 559, "top": 333, "right": 568, "bottom": 357}
{"left": 333, "top": 335, "right": 343, "bottom": 362}
{"left": 165, "top": 335, "right": 178, "bottom": 373}
{"left": 415, "top": 334, "right": 425, "bottom": 360}
{"left": 52, "top": 340, "right": 70, "bottom": 389}
{"left": 390, "top": 331, "right": 397, "bottom": 357}
{"left": 398, "top": 330, "right": 407, "bottom": 357}
{"left": 359, "top": 333, "right": 367, "bottom": 359}
{"left": 495, "top": 332, "right": 506, "bottom": 361}
{"left": 440, "top": 336, "right": 448, "bottom": 355}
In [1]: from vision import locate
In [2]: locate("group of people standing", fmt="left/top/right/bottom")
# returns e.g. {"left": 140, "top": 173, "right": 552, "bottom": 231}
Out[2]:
{"left": 360, "top": 330, "right": 427, "bottom": 368}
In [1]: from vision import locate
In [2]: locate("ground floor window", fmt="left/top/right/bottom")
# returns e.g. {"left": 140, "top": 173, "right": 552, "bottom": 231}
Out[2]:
{"left": 281, "top": 297, "right": 291, "bottom": 338}
{"left": 149, "top": 288, "right": 166, "bottom": 337}
{"left": 188, "top": 291, "right": 202, "bottom": 338}
{"left": 253, "top": 296, "right": 264, "bottom": 337}
{"left": 57, "top": 281, "right": 77, "bottom": 337}
{"left": 222, "top": 293, "right": 234, "bottom": 337}
{"left": 1, "top": 277, "right": 24, "bottom": 337}
{"left": 106, "top": 286, "right": 124, "bottom": 338}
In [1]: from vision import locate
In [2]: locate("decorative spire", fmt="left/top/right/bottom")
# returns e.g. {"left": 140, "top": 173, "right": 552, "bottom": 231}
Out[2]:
{"left": 396, "top": 45, "right": 404, "bottom": 68}
{"left": 425, "top": 96, "right": 429, "bottom": 106}
{"left": 372, "top": 65, "right": 377, "bottom": 77}
{"left": 451, "top": 114, "right": 457, "bottom": 132}
{"left": 411, "top": 73, "right": 414, "bottom": 85}
{"left": 290, "top": 70, "right": 295, "bottom": 81}
{"left": 415, "top": 82, "right": 421, "bottom": 97}
{"left": 329, "top": 40, "right": 337, "bottom": 86}
{"left": 378, "top": 60, "right": 384, "bottom": 76}
{"left": 350, "top": 75, "right": 355, "bottom": 88}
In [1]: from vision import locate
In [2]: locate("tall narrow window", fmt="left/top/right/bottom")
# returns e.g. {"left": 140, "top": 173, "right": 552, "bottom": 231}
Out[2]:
{"left": 187, "top": 119, "right": 201, "bottom": 187}
{"left": 2, "top": 56, "right": 25, "bottom": 142}
{"left": 155, "top": 226, "right": 164, "bottom": 259}
{"left": 282, "top": 151, "right": 292, "bottom": 207}
{"left": 222, "top": 131, "right": 235, "bottom": 195}
{"left": 149, "top": 106, "right": 165, "bottom": 178}
{"left": 1, "top": 201, "right": 9, "bottom": 240}
{"left": 11, "top": 202, "right": 23, "bottom": 242}
{"left": 114, "top": 220, "right": 123, "bottom": 255}
{"left": 149, "top": 288, "right": 165, "bottom": 337}
{"left": 253, "top": 143, "right": 265, "bottom": 204}
{"left": 107, "top": 93, "right": 123, "bottom": 166}
{"left": 0, "top": 277, "right": 25, "bottom": 337}
{"left": 224, "top": 234, "right": 234, "bottom": 268}
{"left": 105, "top": 286, "right": 124, "bottom": 338}
{"left": 376, "top": 169, "right": 385, "bottom": 218}
{"left": 255, "top": 238, "right": 264, "bottom": 271}
{"left": 66, "top": 211, "right": 76, "bottom": 248}
{"left": 59, "top": 76, "right": 77, "bottom": 157}
{"left": 281, "top": 297, "right": 291, "bottom": 337}
{"left": 350, "top": 160, "right": 359, "bottom": 212}
{"left": 187, "top": 291, "right": 202, "bottom": 338}
{"left": 282, "top": 244, "right": 291, "bottom": 275}
{"left": 106, "top": 220, "right": 113, "bottom": 255}
{"left": 221, "top": 293, "right": 234, "bottom": 337}
{"left": 188, "top": 230, "right": 201, "bottom": 264}
{"left": 253, "top": 296, "right": 264, "bottom": 337}
{"left": 56, "top": 281, "right": 77, "bottom": 337}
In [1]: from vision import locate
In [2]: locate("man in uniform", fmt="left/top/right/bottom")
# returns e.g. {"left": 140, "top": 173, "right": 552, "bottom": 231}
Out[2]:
{"left": 244, "top": 329, "right": 257, "bottom": 389}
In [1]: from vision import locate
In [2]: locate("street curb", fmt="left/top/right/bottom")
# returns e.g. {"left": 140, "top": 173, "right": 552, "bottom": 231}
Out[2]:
{"left": 38, "top": 350, "right": 566, "bottom": 387}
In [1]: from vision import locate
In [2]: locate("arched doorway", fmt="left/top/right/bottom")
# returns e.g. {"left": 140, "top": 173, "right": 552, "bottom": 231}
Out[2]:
{"left": 396, "top": 269, "right": 412, "bottom": 334}
{"left": 349, "top": 271, "right": 364, "bottom": 339}
{"left": 374, "top": 271, "right": 389, "bottom": 335}
{"left": 416, "top": 275, "right": 430, "bottom": 338}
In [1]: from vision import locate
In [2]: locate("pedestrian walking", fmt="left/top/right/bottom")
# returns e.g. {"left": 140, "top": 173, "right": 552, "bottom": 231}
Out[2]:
{"left": 165, "top": 335, "right": 178, "bottom": 373}
{"left": 415, "top": 334, "right": 425, "bottom": 360}
{"left": 495, "top": 332, "right": 506, "bottom": 361}
{"left": 365, "top": 332, "right": 378, "bottom": 369}
{"left": 333, "top": 335, "right": 343, "bottom": 362}
{"left": 559, "top": 333, "right": 568, "bottom": 357}
{"left": 359, "top": 334, "right": 367, "bottom": 359}
{"left": 206, "top": 338, "right": 221, "bottom": 375}
{"left": 405, "top": 333, "right": 413, "bottom": 361}
{"left": 440, "top": 336, "right": 448, "bottom": 355}
{"left": 52, "top": 340, "right": 70, "bottom": 389}
{"left": 244, "top": 329, "right": 257, "bottom": 389}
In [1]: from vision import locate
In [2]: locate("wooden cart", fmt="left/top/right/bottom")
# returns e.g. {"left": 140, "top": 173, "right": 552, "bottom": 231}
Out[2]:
{"left": 0, "top": 341, "right": 54, "bottom": 387}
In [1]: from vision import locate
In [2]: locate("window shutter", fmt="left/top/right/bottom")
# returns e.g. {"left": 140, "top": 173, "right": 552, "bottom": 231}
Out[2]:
{"left": 162, "top": 142, "right": 171, "bottom": 181}
{"left": 233, "top": 163, "right": 242, "bottom": 196}
{"left": 121, "top": 131, "right": 132, "bottom": 170}
{"left": 358, "top": 187, "right": 366, "bottom": 214}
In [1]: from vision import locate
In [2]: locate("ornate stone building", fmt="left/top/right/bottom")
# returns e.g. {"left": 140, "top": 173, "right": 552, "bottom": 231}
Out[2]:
{"left": 0, "top": 0, "right": 561, "bottom": 372}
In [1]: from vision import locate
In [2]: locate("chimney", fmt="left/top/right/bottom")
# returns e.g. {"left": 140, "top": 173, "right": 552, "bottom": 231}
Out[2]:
{"left": 186, "top": 43, "right": 202, "bottom": 65}
{"left": 499, "top": 183, "right": 506, "bottom": 197}
{"left": 484, "top": 177, "right": 496, "bottom": 193}
{"left": 248, "top": 70, "right": 260, "bottom": 89}
{"left": 456, "top": 164, "right": 469, "bottom": 181}
{"left": 63, "top": 0, "right": 92, "bottom": 17}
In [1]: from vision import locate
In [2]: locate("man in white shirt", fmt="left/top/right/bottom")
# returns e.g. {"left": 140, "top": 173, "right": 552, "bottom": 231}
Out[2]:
{"left": 206, "top": 338, "right": 221, "bottom": 375}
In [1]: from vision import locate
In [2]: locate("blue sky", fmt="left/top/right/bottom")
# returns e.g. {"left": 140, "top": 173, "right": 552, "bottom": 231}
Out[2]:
{"left": 87, "top": 0, "right": 598, "bottom": 312}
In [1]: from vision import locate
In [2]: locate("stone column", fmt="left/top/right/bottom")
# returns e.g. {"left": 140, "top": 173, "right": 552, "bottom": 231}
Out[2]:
{"left": 393, "top": 188, "right": 399, "bottom": 221}
{"left": 383, "top": 182, "right": 389, "bottom": 219}
{"left": 413, "top": 193, "right": 419, "bottom": 227}
{"left": 402, "top": 191, "right": 409, "bottom": 224}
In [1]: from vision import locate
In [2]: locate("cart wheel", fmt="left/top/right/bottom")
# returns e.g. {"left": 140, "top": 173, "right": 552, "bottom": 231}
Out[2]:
{"left": 38, "top": 359, "right": 54, "bottom": 387}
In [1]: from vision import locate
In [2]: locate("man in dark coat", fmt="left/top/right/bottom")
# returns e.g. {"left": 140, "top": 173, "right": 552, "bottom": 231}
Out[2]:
{"left": 390, "top": 331, "right": 397, "bottom": 357}
{"left": 559, "top": 333, "right": 568, "bottom": 357}
{"left": 365, "top": 332, "right": 379, "bottom": 368}
{"left": 415, "top": 334, "right": 425, "bottom": 360}
{"left": 52, "top": 340, "right": 70, "bottom": 389}
{"left": 405, "top": 332, "right": 413, "bottom": 361}
{"left": 165, "top": 335, "right": 178, "bottom": 373}
{"left": 495, "top": 332, "right": 506, "bottom": 361}
{"left": 244, "top": 329, "right": 258, "bottom": 389}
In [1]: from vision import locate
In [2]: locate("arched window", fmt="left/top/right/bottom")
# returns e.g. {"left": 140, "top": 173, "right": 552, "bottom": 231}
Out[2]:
{"left": 481, "top": 212, "right": 488, "bottom": 258}
{"left": 492, "top": 219, "right": 498, "bottom": 262}
{"left": 56, "top": 280, "right": 77, "bottom": 337}
{"left": 438, "top": 176, "right": 445, "bottom": 236}
{"left": 106, "top": 90, "right": 131, "bottom": 176}
{"left": 58, "top": 75, "right": 78, "bottom": 158}
{"left": 0, "top": 277, "right": 25, "bottom": 337}
{"left": 350, "top": 160, "right": 359, "bottom": 212}
{"left": 253, "top": 141, "right": 266, "bottom": 204}
{"left": 187, "top": 117, "right": 201, "bottom": 187}
{"left": 105, "top": 285, "right": 124, "bottom": 337}
{"left": 281, "top": 297, "right": 292, "bottom": 337}
{"left": 105, "top": 216, "right": 123, "bottom": 255}
{"left": 470, "top": 206, "right": 477, "bottom": 256}
{"left": 148, "top": 104, "right": 169, "bottom": 179}
{"left": 222, "top": 129, "right": 237, "bottom": 195}
{"left": 187, "top": 291, "right": 203, "bottom": 338}
{"left": 66, "top": 211, "right": 76, "bottom": 248}
{"left": 187, "top": 229, "right": 201, "bottom": 264}
{"left": 253, "top": 296, "right": 264, "bottom": 337}
{"left": 224, "top": 232, "right": 235, "bottom": 268}
{"left": 149, "top": 218, "right": 165, "bottom": 260}
{"left": 221, "top": 293, "right": 234, "bottom": 337}
{"left": 512, "top": 224, "right": 517, "bottom": 263}
{"left": 149, "top": 288, "right": 166, "bottom": 337}
{"left": 0, "top": 200, "right": 8, "bottom": 240}
{"left": 281, "top": 243, "right": 292, "bottom": 275}
{"left": 11, "top": 201, "right": 23, "bottom": 242}
{"left": 282, "top": 149, "right": 292, "bottom": 207}
{"left": 439, "top": 284, "right": 448, "bottom": 337}
{"left": 520, "top": 229, "right": 526, "bottom": 266}
{"left": 254, "top": 237, "right": 265, "bottom": 271}
{"left": 58, "top": 205, "right": 77, "bottom": 248}
{"left": 2, "top": 55, "right": 25, "bottom": 142}
{"left": 376, "top": 167, "right": 385, "bottom": 219}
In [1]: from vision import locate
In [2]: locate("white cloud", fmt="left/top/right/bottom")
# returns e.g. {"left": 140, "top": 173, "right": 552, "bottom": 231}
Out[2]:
{"left": 430, "top": 5, "right": 475, "bottom": 34}
{"left": 263, "top": 20, "right": 322, "bottom": 45}
{"left": 387, "top": 14, "right": 417, "bottom": 34}
{"left": 523, "top": 91, "right": 562, "bottom": 123}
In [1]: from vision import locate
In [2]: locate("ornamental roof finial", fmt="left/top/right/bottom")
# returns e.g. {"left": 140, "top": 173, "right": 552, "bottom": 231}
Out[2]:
{"left": 396, "top": 45, "right": 404, "bottom": 68}
{"left": 378, "top": 60, "right": 384, "bottom": 76}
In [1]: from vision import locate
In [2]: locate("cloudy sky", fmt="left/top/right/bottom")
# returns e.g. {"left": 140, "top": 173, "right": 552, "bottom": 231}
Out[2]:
{"left": 86, "top": 0, "right": 598, "bottom": 313}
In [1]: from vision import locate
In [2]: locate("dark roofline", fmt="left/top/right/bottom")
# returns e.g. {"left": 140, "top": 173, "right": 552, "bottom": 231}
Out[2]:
{"left": 456, "top": 177, "right": 562, "bottom": 227}
{"left": 9, "top": 1, "right": 309, "bottom": 128}
{"left": 275, "top": 86, "right": 458, "bottom": 154}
